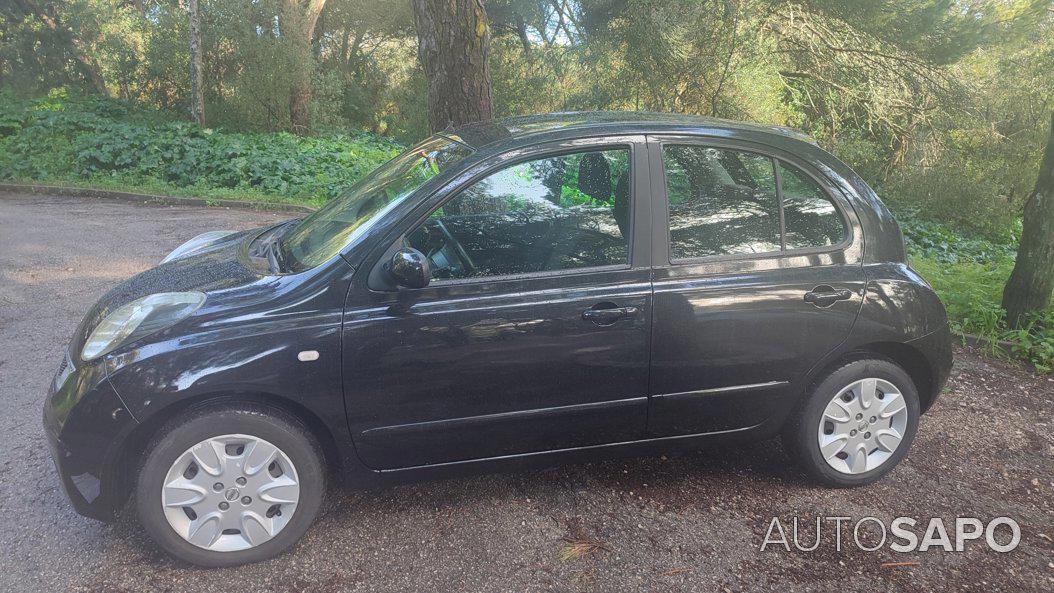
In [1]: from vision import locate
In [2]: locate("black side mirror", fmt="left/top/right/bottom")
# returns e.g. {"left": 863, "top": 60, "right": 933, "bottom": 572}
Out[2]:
{"left": 388, "top": 248, "right": 430, "bottom": 289}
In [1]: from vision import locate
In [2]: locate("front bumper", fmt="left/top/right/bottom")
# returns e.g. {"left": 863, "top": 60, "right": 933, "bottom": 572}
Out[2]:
{"left": 43, "top": 350, "right": 139, "bottom": 522}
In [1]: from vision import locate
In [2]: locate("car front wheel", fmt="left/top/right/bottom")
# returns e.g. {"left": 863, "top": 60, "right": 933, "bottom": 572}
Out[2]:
{"left": 784, "top": 358, "right": 920, "bottom": 487}
{"left": 135, "top": 405, "right": 325, "bottom": 566}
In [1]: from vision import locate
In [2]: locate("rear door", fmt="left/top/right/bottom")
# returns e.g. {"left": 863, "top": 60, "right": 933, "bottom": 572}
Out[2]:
{"left": 645, "top": 136, "right": 866, "bottom": 436}
{"left": 343, "top": 137, "right": 654, "bottom": 469}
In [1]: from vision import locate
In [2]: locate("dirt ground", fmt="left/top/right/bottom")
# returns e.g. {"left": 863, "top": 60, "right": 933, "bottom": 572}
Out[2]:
{"left": 1, "top": 191, "right": 1052, "bottom": 592}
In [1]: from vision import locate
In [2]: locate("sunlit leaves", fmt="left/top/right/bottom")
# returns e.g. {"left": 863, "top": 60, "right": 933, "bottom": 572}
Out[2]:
{"left": 0, "top": 94, "right": 401, "bottom": 207}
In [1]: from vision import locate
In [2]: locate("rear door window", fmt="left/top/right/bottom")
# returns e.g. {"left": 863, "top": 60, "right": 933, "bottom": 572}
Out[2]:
{"left": 662, "top": 146, "right": 781, "bottom": 260}
{"left": 661, "top": 144, "right": 847, "bottom": 260}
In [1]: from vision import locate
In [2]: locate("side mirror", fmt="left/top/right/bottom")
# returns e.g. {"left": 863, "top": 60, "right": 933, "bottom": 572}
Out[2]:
{"left": 388, "top": 248, "right": 430, "bottom": 289}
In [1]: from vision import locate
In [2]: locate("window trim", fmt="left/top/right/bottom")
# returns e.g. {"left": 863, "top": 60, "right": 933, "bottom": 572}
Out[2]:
{"left": 655, "top": 139, "right": 854, "bottom": 266}
{"left": 379, "top": 140, "right": 641, "bottom": 288}
{"left": 773, "top": 159, "right": 788, "bottom": 251}
{"left": 413, "top": 262, "right": 633, "bottom": 288}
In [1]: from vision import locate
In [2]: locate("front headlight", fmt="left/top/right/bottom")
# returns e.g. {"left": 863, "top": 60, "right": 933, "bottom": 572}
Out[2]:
{"left": 82, "top": 292, "right": 206, "bottom": 361}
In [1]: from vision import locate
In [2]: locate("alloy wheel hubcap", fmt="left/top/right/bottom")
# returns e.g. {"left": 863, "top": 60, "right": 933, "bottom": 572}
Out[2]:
{"left": 161, "top": 434, "right": 300, "bottom": 552}
{"left": 817, "top": 378, "right": 908, "bottom": 475}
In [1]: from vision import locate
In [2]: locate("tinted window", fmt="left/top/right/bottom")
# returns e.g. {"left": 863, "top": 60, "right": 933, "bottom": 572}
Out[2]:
{"left": 407, "top": 149, "right": 631, "bottom": 280}
{"left": 282, "top": 135, "right": 473, "bottom": 272}
{"left": 663, "top": 146, "right": 781, "bottom": 259}
{"left": 779, "top": 162, "right": 846, "bottom": 249}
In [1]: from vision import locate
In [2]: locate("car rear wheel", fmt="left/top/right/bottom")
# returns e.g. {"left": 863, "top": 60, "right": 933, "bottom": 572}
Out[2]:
{"left": 783, "top": 358, "right": 920, "bottom": 487}
{"left": 135, "top": 405, "right": 325, "bottom": 566}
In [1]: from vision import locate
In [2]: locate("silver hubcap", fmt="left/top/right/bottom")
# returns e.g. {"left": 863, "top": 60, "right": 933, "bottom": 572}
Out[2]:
{"left": 161, "top": 434, "right": 300, "bottom": 552}
{"left": 817, "top": 378, "right": 908, "bottom": 475}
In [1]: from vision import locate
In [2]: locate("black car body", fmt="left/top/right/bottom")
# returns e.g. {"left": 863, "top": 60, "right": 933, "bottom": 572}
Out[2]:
{"left": 44, "top": 112, "right": 952, "bottom": 524}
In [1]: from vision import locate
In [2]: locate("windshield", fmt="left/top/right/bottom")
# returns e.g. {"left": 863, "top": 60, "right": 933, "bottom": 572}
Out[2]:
{"left": 280, "top": 135, "right": 474, "bottom": 272}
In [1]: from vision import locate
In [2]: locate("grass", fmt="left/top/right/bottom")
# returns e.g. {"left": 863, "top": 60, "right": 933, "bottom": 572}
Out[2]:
{"left": 910, "top": 255, "right": 1014, "bottom": 338}
{"left": 899, "top": 213, "right": 1054, "bottom": 371}
{"left": 910, "top": 253, "right": 1054, "bottom": 372}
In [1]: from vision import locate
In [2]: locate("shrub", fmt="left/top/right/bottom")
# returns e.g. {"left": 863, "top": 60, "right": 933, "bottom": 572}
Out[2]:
{"left": 882, "top": 162, "right": 1020, "bottom": 243}
{"left": 901, "top": 210, "right": 1054, "bottom": 372}
{"left": 0, "top": 93, "right": 402, "bottom": 207}
{"left": 899, "top": 213, "right": 1016, "bottom": 264}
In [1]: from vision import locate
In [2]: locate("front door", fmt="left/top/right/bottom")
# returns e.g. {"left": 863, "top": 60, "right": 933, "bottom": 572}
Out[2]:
{"left": 646, "top": 139, "right": 866, "bottom": 436}
{"left": 343, "top": 140, "right": 654, "bottom": 469}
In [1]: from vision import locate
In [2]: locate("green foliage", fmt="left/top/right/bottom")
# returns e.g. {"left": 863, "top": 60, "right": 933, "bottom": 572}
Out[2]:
{"left": 0, "top": 94, "right": 401, "bottom": 207}
{"left": 911, "top": 233, "right": 1054, "bottom": 372}
{"left": 899, "top": 213, "right": 1017, "bottom": 264}
{"left": 883, "top": 164, "right": 1021, "bottom": 243}
{"left": 559, "top": 184, "right": 606, "bottom": 208}
{"left": 1003, "top": 311, "right": 1054, "bottom": 373}
{"left": 911, "top": 256, "right": 1012, "bottom": 336}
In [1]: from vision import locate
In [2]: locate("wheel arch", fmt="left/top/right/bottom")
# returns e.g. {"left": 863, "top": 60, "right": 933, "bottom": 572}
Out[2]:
{"left": 807, "top": 341, "right": 938, "bottom": 413}
{"left": 112, "top": 391, "right": 344, "bottom": 511}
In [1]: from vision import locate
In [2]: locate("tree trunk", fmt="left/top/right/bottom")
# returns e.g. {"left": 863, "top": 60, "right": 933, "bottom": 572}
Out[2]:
{"left": 187, "top": 0, "right": 205, "bottom": 127}
{"left": 515, "top": 13, "right": 532, "bottom": 64}
{"left": 283, "top": 0, "right": 327, "bottom": 134}
{"left": 411, "top": 0, "right": 494, "bottom": 132}
{"left": 1002, "top": 111, "right": 1054, "bottom": 328}
{"left": 339, "top": 26, "right": 351, "bottom": 64}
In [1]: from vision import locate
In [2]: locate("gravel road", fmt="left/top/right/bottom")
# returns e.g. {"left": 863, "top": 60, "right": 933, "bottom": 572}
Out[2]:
{"left": 1, "top": 191, "right": 1052, "bottom": 592}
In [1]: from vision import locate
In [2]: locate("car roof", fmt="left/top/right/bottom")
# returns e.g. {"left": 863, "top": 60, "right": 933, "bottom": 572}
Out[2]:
{"left": 447, "top": 111, "right": 816, "bottom": 152}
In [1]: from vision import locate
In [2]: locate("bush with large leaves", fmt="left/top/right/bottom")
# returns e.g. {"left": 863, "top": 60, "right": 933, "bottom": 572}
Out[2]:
{"left": 0, "top": 94, "right": 401, "bottom": 206}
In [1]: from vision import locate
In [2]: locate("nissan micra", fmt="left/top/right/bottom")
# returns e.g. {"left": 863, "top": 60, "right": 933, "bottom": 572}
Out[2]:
{"left": 44, "top": 112, "right": 952, "bottom": 566}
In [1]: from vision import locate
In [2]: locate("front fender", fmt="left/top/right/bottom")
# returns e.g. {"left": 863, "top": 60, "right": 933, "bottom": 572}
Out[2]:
{"left": 105, "top": 307, "right": 349, "bottom": 440}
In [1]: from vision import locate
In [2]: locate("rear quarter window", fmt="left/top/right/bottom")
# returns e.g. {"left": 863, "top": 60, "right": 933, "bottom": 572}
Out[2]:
{"left": 778, "top": 161, "right": 846, "bottom": 249}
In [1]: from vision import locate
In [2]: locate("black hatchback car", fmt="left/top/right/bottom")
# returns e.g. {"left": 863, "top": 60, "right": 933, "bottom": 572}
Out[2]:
{"left": 44, "top": 112, "right": 951, "bottom": 566}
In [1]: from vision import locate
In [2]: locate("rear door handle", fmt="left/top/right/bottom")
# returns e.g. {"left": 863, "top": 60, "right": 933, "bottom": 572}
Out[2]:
{"left": 582, "top": 303, "right": 640, "bottom": 325}
{"left": 804, "top": 286, "right": 854, "bottom": 308}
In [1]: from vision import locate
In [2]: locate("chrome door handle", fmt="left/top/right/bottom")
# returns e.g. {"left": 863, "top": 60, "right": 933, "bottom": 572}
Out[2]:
{"left": 582, "top": 304, "right": 639, "bottom": 325}
{"left": 804, "top": 286, "right": 853, "bottom": 308}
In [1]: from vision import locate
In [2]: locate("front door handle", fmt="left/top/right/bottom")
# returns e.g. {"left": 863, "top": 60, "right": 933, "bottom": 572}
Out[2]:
{"left": 804, "top": 286, "right": 854, "bottom": 308}
{"left": 582, "top": 303, "right": 640, "bottom": 325}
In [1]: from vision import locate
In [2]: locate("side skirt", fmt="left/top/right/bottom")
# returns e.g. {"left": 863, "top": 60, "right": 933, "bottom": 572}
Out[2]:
{"left": 341, "top": 418, "right": 781, "bottom": 489}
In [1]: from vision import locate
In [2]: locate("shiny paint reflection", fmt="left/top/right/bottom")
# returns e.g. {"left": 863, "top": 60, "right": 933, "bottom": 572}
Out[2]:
{"left": 646, "top": 154, "right": 868, "bottom": 437}
{"left": 343, "top": 268, "right": 652, "bottom": 469}
{"left": 101, "top": 234, "right": 360, "bottom": 478}
{"left": 649, "top": 264, "right": 866, "bottom": 435}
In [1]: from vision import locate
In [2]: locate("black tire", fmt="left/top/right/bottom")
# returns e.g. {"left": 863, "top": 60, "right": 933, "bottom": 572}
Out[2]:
{"left": 783, "top": 358, "right": 920, "bottom": 487}
{"left": 135, "top": 405, "right": 325, "bottom": 567}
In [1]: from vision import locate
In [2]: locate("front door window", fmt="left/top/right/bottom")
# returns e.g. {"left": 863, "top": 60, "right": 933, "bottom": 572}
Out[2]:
{"left": 406, "top": 148, "right": 632, "bottom": 280}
